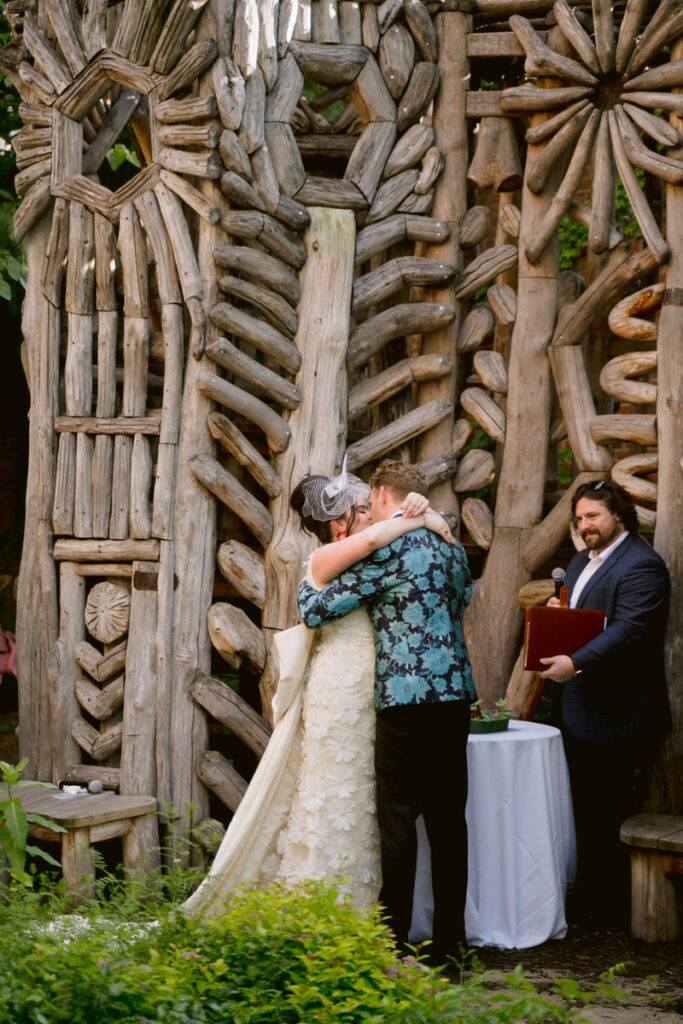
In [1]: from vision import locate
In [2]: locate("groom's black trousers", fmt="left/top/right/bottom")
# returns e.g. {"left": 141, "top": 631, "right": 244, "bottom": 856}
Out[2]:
{"left": 374, "top": 699, "right": 470, "bottom": 955}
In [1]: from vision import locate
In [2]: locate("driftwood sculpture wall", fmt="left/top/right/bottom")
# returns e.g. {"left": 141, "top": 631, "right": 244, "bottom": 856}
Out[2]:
{"left": 2, "top": 0, "right": 681, "bottom": 853}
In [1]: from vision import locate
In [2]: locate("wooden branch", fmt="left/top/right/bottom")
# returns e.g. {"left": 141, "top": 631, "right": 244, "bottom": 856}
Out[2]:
{"left": 206, "top": 336, "right": 301, "bottom": 411}
{"left": 517, "top": 579, "right": 555, "bottom": 608}
{"left": 588, "top": 115, "right": 617, "bottom": 255}
{"left": 213, "top": 244, "right": 301, "bottom": 303}
{"left": 611, "top": 453, "right": 658, "bottom": 503}
{"left": 352, "top": 255, "right": 456, "bottom": 315}
{"left": 525, "top": 104, "right": 592, "bottom": 195}
{"left": 348, "top": 354, "right": 453, "bottom": 419}
{"left": 196, "top": 371, "right": 291, "bottom": 453}
{"left": 158, "top": 41, "right": 217, "bottom": 103}
{"left": 218, "top": 274, "right": 298, "bottom": 337}
{"left": 457, "top": 304, "right": 494, "bottom": 354}
{"left": 75, "top": 674, "right": 125, "bottom": 721}
{"left": 615, "top": 0, "right": 649, "bottom": 74}
{"left": 474, "top": 350, "right": 508, "bottom": 393}
{"left": 592, "top": 0, "right": 615, "bottom": 74}
{"left": 526, "top": 109, "right": 601, "bottom": 264}
{"left": 608, "top": 281, "right": 663, "bottom": 342}
{"left": 623, "top": 101, "right": 682, "bottom": 149}
{"left": 397, "top": 61, "right": 440, "bottom": 132}
{"left": 619, "top": 91, "right": 683, "bottom": 118}
{"left": 157, "top": 96, "right": 218, "bottom": 127}
{"left": 460, "top": 387, "right": 505, "bottom": 443}
{"left": 460, "top": 206, "right": 490, "bottom": 250}
{"left": 590, "top": 413, "right": 657, "bottom": 446}
{"left": 607, "top": 111, "right": 670, "bottom": 264}
{"left": 208, "top": 411, "right": 281, "bottom": 500}
{"left": 23, "top": 12, "right": 72, "bottom": 94}
{"left": 189, "top": 454, "right": 273, "bottom": 548}
{"left": 211, "top": 56, "right": 246, "bottom": 130}
{"left": 13, "top": 177, "right": 52, "bottom": 243}
{"left": 626, "top": 2, "right": 683, "bottom": 76}
{"left": 614, "top": 104, "right": 683, "bottom": 186}
{"left": 550, "top": 346, "right": 613, "bottom": 472}
{"left": 453, "top": 449, "right": 496, "bottom": 492}
{"left": 157, "top": 146, "right": 222, "bottom": 180}
{"left": 525, "top": 97, "right": 590, "bottom": 146}
{"left": 553, "top": 0, "right": 601, "bottom": 75}
{"left": 150, "top": 0, "right": 210, "bottom": 75}
{"left": 345, "top": 398, "right": 453, "bottom": 471}
{"left": 599, "top": 351, "right": 658, "bottom": 404}
{"left": 461, "top": 497, "right": 494, "bottom": 550}
{"left": 82, "top": 90, "right": 141, "bottom": 175}
{"left": 74, "top": 638, "right": 127, "bottom": 684}
{"left": 53, "top": 539, "right": 160, "bottom": 561}
{"left": 288, "top": 40, "right": 368, "bottom": 84}
{"left": 379, "top": 23, "right": 415, "bottom": 100}
{"left": 509, "top": 14, "right": 598, "bottom": 85}
{"left": 453, "top": 245, "right": 518, "bottom": 299}
{"left": 209, "top": 302, "right": 301, "bottom": 376}
{"left": 208, "top": 602, "right": 267, "bottom": 673}
{"left": 195, "top": 750, "right": 247, "bottom": 813}
{"left": 467, "top": 116, "right": 523, "bottom": 193}
{"left": 500, "top": 83, "right": 592, "bottom": 113}
{"left": 217, "top": 540, "right": 267, "bottom": 608}
{"left": 553, "top": 244, "right": 659, "bottom": 347}
{"left": 55, "top": 417, "right": 160, "bottom": 436}
{"left": 354, "top": 213, "right": 450, "bottom": 265}
{"left": 295, "top": 176, "right": 368, "bottom": 210}
{"left": 191, "top": 675, "right": 271, "bottom": 756}
{"left": 347, "top": 301, "right": 455, "bottom": 372}
{"left": 220, "top": 210, "right": 306, "bottom": 269}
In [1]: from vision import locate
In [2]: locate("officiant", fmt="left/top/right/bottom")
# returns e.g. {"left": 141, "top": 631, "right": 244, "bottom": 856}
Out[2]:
{"left": 539, "top": 480, "right": 670, "bottom": 929}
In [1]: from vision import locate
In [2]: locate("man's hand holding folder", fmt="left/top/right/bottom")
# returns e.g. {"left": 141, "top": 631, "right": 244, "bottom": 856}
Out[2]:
{"left": 523, "top": 588, "right": 607, "bottom": 681}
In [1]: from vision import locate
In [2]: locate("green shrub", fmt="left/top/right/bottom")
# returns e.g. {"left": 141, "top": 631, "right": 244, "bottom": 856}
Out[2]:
{"left": 0, "top": 877, "right": 587, "bottom": 1024}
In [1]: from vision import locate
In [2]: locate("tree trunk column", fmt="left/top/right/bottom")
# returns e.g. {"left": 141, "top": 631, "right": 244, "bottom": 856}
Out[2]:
{"left": 465, "top": 129, "right": 560, "bottom": 704}
{"left": 416, "top": 10, "right": 471, "bottom": 518}
{"left": 651, "top": 37, "right": 683, "bottom": 815}
{"left": 261, "top": 207, "right": 356, "bottom": 711}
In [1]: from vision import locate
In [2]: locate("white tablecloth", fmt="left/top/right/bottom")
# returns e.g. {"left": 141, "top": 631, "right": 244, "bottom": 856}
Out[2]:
{"left": 410, "top": 720, "right": 576, "bottom": 949}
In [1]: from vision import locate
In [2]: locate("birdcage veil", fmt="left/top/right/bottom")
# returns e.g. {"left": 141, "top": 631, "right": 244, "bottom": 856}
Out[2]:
{"left": 299, "top": 457, "right": 370, "bottom": 522}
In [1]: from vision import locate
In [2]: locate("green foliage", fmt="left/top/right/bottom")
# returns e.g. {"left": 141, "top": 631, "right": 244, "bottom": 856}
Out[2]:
{"left": 0, "top": 760, "right": 65, "bottom": 887}
{"left": 558, "top": 216, "right": 588, "bottom": 272}
{"left": 0, "top": 874, "right": 588, "bottom": 1024}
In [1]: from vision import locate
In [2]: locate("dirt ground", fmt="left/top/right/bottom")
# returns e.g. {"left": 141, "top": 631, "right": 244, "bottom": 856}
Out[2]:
{"left": 469, "top": 927, "right": 683, "bottom": 1023}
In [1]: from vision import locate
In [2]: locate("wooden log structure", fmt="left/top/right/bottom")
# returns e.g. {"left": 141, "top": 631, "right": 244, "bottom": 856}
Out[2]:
{"left": 6, "top": 0, "right": 683, "bottom": 865}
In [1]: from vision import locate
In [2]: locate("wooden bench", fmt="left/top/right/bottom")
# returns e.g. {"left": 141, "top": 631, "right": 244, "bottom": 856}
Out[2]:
{"left": 620, "top": 814, "right": 683, "bottom": 942}
{"left": 1, "top": 784, "right": 159, "bottom": 899}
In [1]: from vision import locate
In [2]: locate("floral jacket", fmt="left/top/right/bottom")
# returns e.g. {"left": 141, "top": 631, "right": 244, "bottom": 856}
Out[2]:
{"left": 298, "top": 528, "right": 475, "bottom": 712}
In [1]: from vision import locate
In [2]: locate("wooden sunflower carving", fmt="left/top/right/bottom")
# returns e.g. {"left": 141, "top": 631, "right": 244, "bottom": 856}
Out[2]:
{"left": 500, "top": 0, "right": 683, "bottom": 265}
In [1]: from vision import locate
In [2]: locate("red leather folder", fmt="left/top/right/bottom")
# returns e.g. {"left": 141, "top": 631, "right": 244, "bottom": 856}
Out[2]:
{"left": 523, "top": 605, "right": 607, "bottom": 672}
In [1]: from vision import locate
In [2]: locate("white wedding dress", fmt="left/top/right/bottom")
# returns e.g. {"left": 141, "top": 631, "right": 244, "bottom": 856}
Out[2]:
{"left": 184, "top": 588, "right": 380, "bottom": 916}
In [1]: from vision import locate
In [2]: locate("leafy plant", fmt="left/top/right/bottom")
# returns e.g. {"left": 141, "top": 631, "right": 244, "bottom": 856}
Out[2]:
{"left": 470, "top": 697, "right": 515, "bottom": 721}
{"left": 0, "top": 759, "right": 65, "bottom": 886}
{"left": 0, "top": 875, "right": 588, "bottom": 1024}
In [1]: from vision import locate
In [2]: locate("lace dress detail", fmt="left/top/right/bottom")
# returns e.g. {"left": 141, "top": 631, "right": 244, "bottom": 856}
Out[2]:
{"left": 276, "top": 589, "right": 380, "bottom": 905}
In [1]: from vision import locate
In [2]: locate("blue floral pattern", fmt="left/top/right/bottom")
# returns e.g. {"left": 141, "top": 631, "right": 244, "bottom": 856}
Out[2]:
{"left": 298, "top": 529, "right": 475, "bottom": 711}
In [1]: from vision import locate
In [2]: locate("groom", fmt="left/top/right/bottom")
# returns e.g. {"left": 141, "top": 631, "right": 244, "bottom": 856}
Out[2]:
{"left": 298, "top": 459, "right": 475, "bottom": 961}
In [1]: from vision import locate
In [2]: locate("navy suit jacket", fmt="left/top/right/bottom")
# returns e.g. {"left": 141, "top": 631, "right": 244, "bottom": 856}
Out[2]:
{"left": 557, "top": 532, "right": 670, "bottom": 745}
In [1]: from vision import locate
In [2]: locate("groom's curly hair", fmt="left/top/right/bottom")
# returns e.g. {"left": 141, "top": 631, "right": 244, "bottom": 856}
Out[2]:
{"left": 369, "top": 459, "right": 428, "bottom": 500}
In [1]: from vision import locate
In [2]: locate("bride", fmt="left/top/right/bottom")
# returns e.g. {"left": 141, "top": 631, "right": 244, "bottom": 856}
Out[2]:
{"left": 184, "top": 466, "right": 452, "bottom": 914}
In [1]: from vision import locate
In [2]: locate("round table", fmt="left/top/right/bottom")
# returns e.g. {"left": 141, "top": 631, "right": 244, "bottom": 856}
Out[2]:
{"left": 410, "top": 720, "right": 576, "bottom": 949}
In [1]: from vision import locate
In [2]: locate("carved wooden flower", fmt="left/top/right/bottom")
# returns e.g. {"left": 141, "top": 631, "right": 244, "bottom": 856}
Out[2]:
{"left": 500, "top": 0, "right": 683, "bottom": 265}
{"left": 85, "top": 582, "right": 131, "bottom": 644}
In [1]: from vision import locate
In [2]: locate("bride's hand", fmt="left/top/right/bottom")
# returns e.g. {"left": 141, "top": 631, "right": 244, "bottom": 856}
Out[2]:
{"left": 401, "top": 491, "right": 429, "bottom": 517}
{"left": 424, "top": 509, "right": 455, "bottom": 544}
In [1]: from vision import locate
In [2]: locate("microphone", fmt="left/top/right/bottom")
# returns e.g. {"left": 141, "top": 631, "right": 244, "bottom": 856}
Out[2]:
{"left": 551, "top": 567, "right": 566, "bottom": 599}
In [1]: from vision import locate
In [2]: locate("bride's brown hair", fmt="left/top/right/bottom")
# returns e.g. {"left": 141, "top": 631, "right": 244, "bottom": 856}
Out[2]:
{"left": 291, "top": 475, "right": 361, "bottom": 543}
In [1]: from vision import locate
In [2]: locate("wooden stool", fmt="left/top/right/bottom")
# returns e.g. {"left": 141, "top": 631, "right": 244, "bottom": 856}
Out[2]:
{"left": 620, "top": 814, "right": 683, "bottom": 942}
{"left": 2, "top": 784, "right": 159, "bottom": 898}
